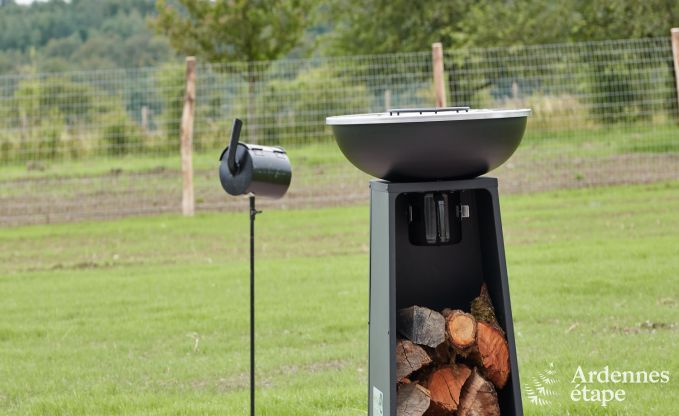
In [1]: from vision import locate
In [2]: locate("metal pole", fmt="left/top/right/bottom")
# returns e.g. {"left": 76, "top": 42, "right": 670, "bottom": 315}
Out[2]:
{"left": 249, "top": 194, "right": 261, "bottom": 416}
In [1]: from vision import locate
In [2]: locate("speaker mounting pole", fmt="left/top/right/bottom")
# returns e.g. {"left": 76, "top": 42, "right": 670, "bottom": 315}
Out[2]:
{"left": 249, "top": 194, "right": 261, "bottom": 416}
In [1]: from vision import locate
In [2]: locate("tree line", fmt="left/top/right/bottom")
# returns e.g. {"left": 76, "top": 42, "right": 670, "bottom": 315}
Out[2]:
{"left": 0, "top": 0, "right": 677, "bottom": 75}
{"left": 0, "top": 0, "right": 173, "bottom": 74}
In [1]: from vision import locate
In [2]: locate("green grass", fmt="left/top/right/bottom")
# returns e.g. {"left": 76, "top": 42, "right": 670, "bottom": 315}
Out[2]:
{"left": 519, "top": 123, "right": 679, "bottom": 159}
{"left": 1, "top": 182, "right": 678, "bottom": 415}
{"left": 0, "top": 142, "right": 349, "bottom": 181}
{"left": 1, "top": 122, "right": 677, "bottom": 182}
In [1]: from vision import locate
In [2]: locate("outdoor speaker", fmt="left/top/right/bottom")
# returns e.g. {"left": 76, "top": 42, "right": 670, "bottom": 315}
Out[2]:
{"left": 217, "top": 118, "right": 293, "bottom": 416}
{"left": 219, "top": 119, "right": 292, "bottom": 199}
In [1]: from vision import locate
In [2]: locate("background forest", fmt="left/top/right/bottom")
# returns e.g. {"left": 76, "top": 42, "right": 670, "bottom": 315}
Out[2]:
{"left": 0, "top": 0, "right": 678, "bottom": 75}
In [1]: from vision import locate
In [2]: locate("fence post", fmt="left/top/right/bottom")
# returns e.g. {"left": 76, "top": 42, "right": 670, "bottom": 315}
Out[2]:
{"left": 180, "top": 56, "right": 196, "bottom": 217}
{"left": 672, "top": 28, "right": 679, "bottom": 116}
{"left": 141, "top": 105, "right": 149, "bottom": 134}
{"left": 432, "top": 42, "right": 446, "bottom": 107}
{"left": 384, "top": 89, "right": 392, "bottom": 110}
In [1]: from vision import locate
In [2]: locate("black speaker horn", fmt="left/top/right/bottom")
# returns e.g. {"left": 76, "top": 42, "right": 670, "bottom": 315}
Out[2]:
{"left": 219, "top": 119, "right": 292, "bottom": 199}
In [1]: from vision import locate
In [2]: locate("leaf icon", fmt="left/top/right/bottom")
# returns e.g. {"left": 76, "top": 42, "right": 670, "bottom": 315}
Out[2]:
{"left": 524, "top": 364, "right": 560, "bottom": 406}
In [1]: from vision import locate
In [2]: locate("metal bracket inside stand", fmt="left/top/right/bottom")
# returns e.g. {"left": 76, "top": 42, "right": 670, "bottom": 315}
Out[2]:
{"left": 458, "top": 204, "right": 470, "bottom": 219}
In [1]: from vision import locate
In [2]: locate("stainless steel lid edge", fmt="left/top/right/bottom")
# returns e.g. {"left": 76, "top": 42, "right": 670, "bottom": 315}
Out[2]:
{"left": 326, "top": 108, "right": 531, "bottom": 125}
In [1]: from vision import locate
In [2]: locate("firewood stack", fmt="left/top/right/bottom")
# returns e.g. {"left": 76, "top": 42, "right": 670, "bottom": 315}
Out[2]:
{"left": 396, "top": 284, "right": 510, "bottom": 416}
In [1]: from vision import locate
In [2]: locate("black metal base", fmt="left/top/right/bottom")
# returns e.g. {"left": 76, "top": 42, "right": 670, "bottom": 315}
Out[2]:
{"left": 368, "top": 177, "right": 523, "bottom": 416}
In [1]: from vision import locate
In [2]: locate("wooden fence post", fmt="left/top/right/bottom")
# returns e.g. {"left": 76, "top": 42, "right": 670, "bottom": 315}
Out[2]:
{"left": 180, "top": 56, "right": 196, "bottom": 217}
{"left": 384, "top": 89, "right": 392, "bottom": 110}
{"left": 432, "top": 42, "right": 446, "bottom": 107}
{"left": 141, "top": 105, "right": 149, "bottom": 134}
{"left": 672, "top": 28, "right": 679, "bottom": 116}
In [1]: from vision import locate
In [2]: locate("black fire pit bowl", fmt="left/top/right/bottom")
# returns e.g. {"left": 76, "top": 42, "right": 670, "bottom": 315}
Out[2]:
{"left": 326, "top": 107, "right": 530, "bottom": 181}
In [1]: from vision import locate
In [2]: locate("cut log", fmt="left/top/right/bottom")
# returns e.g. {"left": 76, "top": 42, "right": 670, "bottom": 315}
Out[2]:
{"left": 397, "top": 383, "right": 431, "bottom": 416}
{"left": 444, "top": 309, "right": 477, "bottom": 350}
{"left": 397, "top": 339, "right": 433, "bottom": 380}
{"left": 470, "top": 284, "right": 503, "bottom": 335}
{"left": 472, "top": 321, "right": 510, "bottom": 389}
{"left": 398, "top": 306, "right": 446, "bottom": 348}
{"left": 457, "top": 367, "right": 500, "bottom": 416}
{"left": 423, "top": 364, "right": 472, "bottom": 415}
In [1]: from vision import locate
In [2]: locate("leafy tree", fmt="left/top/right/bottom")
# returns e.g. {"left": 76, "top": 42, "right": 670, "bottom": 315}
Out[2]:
{"left": 320, "top": 0, "right": 473, "bottom": 55}
{"left": 151, "top": 0, "right": 311, "bottom": 142}
{"left": 575, "top": 0, "right": 679, "bottom": 41}
{"left": 322, "top": 0, "right": 679, "bottom": 54}
{"left": 152, "top": 0, "right": 310, "bottom": 62}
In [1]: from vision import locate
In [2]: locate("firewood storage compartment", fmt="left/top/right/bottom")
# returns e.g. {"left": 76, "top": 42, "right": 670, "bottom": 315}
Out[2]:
{"left": 368, "top": 178, "right": 522, "bottom": 416}
{"left": 326, "top": 107, "right": 530, "bottom": 416}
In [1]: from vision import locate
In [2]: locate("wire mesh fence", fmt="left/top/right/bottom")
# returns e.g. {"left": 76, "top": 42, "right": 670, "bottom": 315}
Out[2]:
{"left": 0, "top": 36, "right": 678, "bottom": 225}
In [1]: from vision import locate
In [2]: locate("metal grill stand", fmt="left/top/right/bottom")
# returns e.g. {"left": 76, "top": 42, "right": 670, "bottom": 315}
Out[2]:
{"left": 368, "top": 177, "right": 523, "bottom": 416}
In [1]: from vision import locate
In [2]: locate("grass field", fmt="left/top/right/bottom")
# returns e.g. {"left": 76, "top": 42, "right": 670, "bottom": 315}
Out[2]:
{"left": 2, "top": 123, "right": 678, "bottom": 181}
{"left": 1, "top": 181, "right": 678, "bottom": 415}
{"left": 3, "top": 123, "right": 678, "bottom": 227}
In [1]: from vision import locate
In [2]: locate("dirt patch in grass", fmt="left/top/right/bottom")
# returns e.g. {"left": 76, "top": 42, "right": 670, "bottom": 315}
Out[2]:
{"left": 1, "top": 152, "right": 677, "bottom": 226}
{"left": 611, "top": 321, "right": 679, "bottom": 334}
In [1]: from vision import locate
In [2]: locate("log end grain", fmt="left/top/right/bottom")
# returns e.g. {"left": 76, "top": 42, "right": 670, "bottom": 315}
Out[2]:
{"left": 397, "top": 383, "right": 431, "bottom": 416}
{"left": 445, "top": 310, "right": 477, "bottom": 350}
{"left": 397, "top": 339, "right": 433, "bottom": 380}
{"left": 398, "top": 306, "right": 446, "bottom": 348}
{"left": 425, "top": 364, "right": 472, "bottom": 413}
{"left": 458, "top": 367, "right": 500, "bottom": 416}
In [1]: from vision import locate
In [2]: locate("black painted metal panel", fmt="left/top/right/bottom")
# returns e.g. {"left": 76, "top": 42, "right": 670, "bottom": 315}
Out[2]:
{"left": 369, "top": 177, "right": 523, "bottom": 416}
